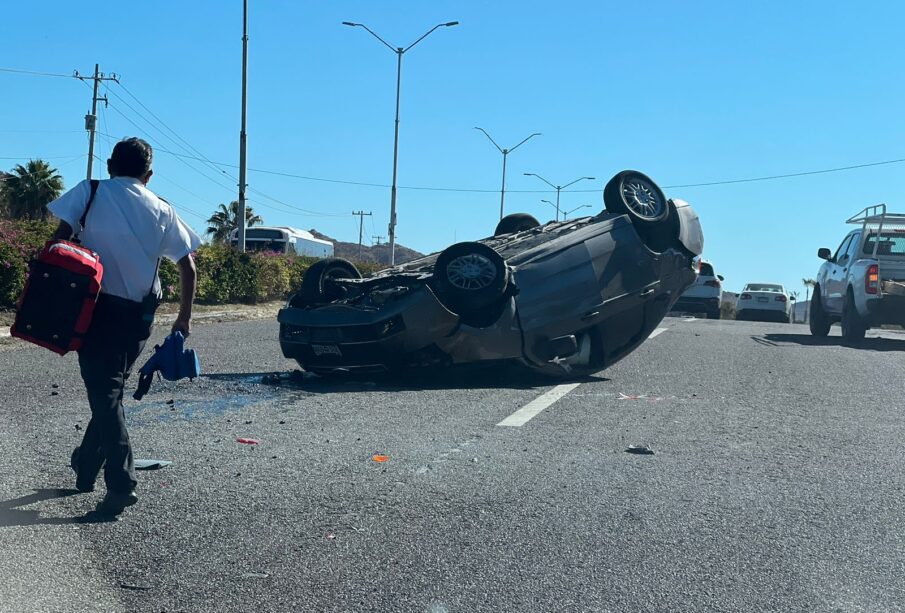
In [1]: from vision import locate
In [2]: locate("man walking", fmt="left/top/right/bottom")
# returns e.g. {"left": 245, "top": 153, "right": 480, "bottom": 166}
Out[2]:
{"left": 47, "top": 137, "right": 201, "bottom": 515}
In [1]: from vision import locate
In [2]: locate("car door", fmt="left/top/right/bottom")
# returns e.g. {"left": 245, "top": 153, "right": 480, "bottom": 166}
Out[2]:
{"left": 825, "top": 234, "right": 853, "bottom": 313}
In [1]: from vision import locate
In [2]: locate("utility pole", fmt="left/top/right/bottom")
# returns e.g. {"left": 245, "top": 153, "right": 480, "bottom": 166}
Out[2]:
{"left": 75, "top": 64, "right": 118, "bottom": 180}
{"left": 372, "top": 235, "right": 384, "bottom": 246}
{"left": 352, "top": 210, "right": 372, "bottom": 260}
{"left": 237, "top": 0, "right": 249, "bottom": 252}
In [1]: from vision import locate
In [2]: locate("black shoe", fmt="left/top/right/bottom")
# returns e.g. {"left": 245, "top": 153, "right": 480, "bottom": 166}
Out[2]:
{"left": 70, "top": 447, "right": 95, "bottom": 493}
{"left": 95, "top": 490, "right": 138, "bottom": 516}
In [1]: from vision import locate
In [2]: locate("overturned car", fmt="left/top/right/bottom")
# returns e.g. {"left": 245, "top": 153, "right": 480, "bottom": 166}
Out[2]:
{"left": 278, "top": 170, "right": 703, "bottom": 378}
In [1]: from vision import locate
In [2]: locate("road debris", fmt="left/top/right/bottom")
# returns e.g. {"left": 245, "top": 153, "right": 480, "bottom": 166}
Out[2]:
{"left": 241, "top": 572, "right": 270, "bottom": 579}
{"left": 618, "top": 393, "right": 662, "bottom": 402}
{"left": 625, "top": 445, "right": 655, "bottom": 455}
{"left": 119, "top": 583, "right": 151, "bottom": 591}
{"left": 236, "top": 438, "right": 259, "bottom": 445}
{"left": 135, "top": 459, "right": 172, "bottom": 470}
{"left": 372, "top": 454, "right": 390, "bottom": 463}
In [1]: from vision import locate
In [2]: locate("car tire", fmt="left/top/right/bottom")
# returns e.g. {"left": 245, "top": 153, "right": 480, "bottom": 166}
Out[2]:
{"left": 808, "top": 288, "right": 831, "bottom": 337}
{"left": 706, "top": 308, "right": 720, "bottom": 320}
{"left": 841, "top": 290, "right": 866, "bottom": 343}
{"left": 603, "top": 171, "right": 676, "bottom": 252}
{"left": 298, "top": 257, "right": 362, "bottom": 306}
{"left": 494, "top": 213, "right": 540, "bottom": 237}
{"left": 433, "top": 242, "right": 509, "bottom": 317}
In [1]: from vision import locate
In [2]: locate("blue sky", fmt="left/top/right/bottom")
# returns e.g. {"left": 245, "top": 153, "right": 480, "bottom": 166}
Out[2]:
{"left": 3, "top": 0, "right": 905, "bottom": 295}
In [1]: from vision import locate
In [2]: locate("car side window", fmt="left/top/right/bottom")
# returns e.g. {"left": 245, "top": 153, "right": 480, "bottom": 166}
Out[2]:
{"left": 833, "top": 236, "right": 852, "bottom": 263}
{"left": 845, "top": 232, "right": 861, "bottom": 261}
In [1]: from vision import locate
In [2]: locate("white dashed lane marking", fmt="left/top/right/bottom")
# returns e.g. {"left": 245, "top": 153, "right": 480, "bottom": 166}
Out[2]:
{"left": 497, "top": 383, "right": 582, "bottom": 427}
{"left": 648, "top": 326, "right": 668, "bottom": 339}
{"left": 497, "top": 326, "right": 670, "bottom": 427}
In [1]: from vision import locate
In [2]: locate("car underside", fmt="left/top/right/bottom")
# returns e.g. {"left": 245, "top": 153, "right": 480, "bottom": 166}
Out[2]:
{"left": 278, "top": 170, "right": 704, "bottom": 378}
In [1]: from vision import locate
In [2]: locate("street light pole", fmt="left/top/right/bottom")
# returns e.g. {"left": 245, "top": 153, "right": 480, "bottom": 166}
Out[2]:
{"left": 343, "top": 20, "right": 459, "bottom": 266}
{"left": 524, "top": 173, "right": 596, "bottom": 223}
{"left": 563, "top": 204, "right": 592, "bottom": 219}
{"left": 474, "top": 127, "right": 541, "bottom": 220}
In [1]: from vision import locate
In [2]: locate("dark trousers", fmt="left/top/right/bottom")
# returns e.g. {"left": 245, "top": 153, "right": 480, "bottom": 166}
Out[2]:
{"left": 74, "top": 294, "right": 152, "bottom": 493}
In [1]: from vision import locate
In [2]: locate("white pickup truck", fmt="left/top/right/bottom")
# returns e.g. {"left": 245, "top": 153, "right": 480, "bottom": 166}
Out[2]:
{"left": 810, "top": 205, "right": 905, "bottom": 341}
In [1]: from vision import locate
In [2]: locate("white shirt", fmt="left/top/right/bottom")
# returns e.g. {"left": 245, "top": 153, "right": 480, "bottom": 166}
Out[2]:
{"left": 48, "top": 177, "right": 202, "bottom": 302}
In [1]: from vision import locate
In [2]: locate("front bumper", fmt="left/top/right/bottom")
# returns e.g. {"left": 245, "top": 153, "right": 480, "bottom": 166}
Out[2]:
{"left": 278, "top": 285, "right": 524, "bottom": 372}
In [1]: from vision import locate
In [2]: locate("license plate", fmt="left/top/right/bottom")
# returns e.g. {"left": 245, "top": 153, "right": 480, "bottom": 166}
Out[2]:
{"left": 757, "top": 297, "right": 769, "bottom": 303}
{"left": 311, "top": 344, "right": 342, "bottom": 357}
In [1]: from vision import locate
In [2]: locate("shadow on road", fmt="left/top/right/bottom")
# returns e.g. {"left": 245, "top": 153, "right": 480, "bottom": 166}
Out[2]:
{"left": 0, "top": 488, "right": 115, "bottom": 527}
{"left": 753, "top": 333, "right": 905, "bottom": 352}
{"left": 207, "top": 366, "right": 610, "bottom": 394}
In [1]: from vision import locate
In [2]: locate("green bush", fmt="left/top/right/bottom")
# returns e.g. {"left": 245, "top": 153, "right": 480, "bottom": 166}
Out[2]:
{"left": 0, "top": 218, "right": 383, "bottom": 308}
{"left": 0, "top": 241, "right": 26, "bottom": 307}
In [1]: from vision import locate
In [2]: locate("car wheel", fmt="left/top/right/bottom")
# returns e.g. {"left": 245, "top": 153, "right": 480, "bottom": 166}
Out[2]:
{"left": 298, "top": 257, "right": 362, "bottom": 306}
{"left": 841, "top": 290, "right": 866, "bottom": 343}
{"left": 433, "top": 242, "right": 509, "bottom": 317}
{"left": 494, "top": 213, "right": 540, "bottom": 237}
{"left": 808, "top": 288, "right": 831, "bottom": 337}
{"left": 603, "top": 170, "right": 676, "bottom": 252}
{"left": 707, "top": 308, "right": 720, "bottom": 320}
{"left": 604, "top": 170, "right": 669, "bottom": 223}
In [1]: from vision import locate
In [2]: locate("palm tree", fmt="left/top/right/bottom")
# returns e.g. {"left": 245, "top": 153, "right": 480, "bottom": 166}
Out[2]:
{"left": 205, "top": 200, "right": 263, "bottom": 243}
{"left": 802, "top": 278, "right": 817, "bottom": 322}
{"left": 0, "top": 160, "right": 64, "bottom": 220}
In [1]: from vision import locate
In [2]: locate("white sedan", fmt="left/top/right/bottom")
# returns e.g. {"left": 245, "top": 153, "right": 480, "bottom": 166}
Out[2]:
{"left": 735, "top": 283, "right": 792, "bottom": 323}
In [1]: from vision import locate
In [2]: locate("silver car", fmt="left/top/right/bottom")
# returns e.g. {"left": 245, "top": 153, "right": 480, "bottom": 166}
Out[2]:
{"left": 278, "top": 170, "right": 704, "bottom": 378}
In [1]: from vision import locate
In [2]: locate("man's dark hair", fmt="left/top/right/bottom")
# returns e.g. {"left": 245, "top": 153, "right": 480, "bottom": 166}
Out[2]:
{"left": 109, "top": 137, "right": 153, "bottom": 178}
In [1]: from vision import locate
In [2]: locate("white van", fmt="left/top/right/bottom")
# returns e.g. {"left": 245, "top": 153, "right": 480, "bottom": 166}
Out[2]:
{"left": 229, "top": 227, "right": 334, "bottom": 258}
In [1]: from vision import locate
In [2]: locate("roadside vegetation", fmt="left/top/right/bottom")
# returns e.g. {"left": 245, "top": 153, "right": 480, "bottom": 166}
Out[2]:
{"left": 0, "top": 159, "right": 379, "bottom": 309}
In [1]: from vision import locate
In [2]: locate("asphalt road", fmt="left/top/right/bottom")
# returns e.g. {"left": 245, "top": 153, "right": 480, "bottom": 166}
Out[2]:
{"left": 1, "top": 316, "right": 904, "bottom": 612}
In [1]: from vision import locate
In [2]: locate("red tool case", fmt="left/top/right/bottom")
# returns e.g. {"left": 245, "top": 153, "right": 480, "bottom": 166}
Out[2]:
{"left": 11, "top": 180, "right": 104, "bottom": 355}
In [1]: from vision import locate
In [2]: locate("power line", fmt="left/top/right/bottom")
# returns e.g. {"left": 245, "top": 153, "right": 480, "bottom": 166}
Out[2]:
{"left": 659, "top": 158, "right": 905, "bottom": 189}
{"left": 0, "top": 66, "right": 73, "bottom": 78}
{"left": 142, "top": 146, "right": 905, "bottom": 195}
{"left": 113, "top": 81, "right": 234, "bottom": 182}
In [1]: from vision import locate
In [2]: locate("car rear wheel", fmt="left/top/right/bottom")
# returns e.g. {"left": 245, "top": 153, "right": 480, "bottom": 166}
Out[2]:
{"left": 433, "top": 242, "right": 509, "bottom": 319}
{"left": 295, "top": 257, "right": 362, "bottom": 306}
{"left": 603, "top": 170, "right": 676, "bottom": 252}
{"left": 841, "top": 290, "right": 866, "bottom": 343}
{"left": 809, "top": 288, "right": 831, "bottom": 337}
{"left": 494, "top": 213, "right": 540, "bottom": 237}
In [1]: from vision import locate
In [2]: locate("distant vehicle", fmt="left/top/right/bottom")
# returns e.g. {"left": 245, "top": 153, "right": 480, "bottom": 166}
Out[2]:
{"left": 810, "top": 205, "right": 905, "bottom": 341}
{"left": 278, "top": 170, "right": 703, "bottom": 378}
{"left": 229, "top": 226, "right": 333, "bottom": 258}
{"left": 736, "top": 283, "right": 792, "bottom": 322}
{"left": 672, "top": 259, "right": 723, "bottom": 319}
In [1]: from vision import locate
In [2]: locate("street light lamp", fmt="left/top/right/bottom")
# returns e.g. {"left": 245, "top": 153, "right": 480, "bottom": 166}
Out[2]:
{"left": 343, "top": 20, "right": 459, "bottom": 266}
{"left": 563, "top": 204, "right": 592, "bottom": 219}
{"left": 524, "top": 173, "right": 596, "bottom": 222}
{"left": 474, "top": 127, "right": 541, "bottom": 220}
